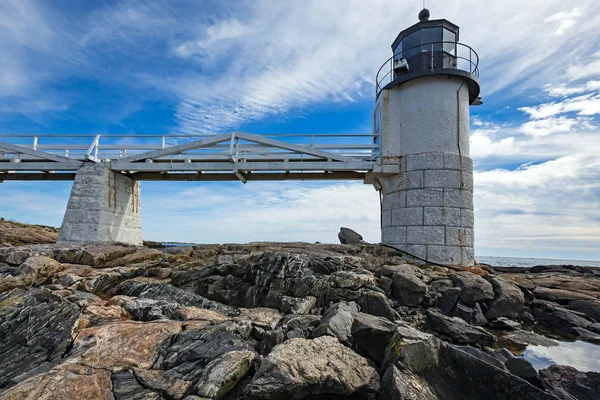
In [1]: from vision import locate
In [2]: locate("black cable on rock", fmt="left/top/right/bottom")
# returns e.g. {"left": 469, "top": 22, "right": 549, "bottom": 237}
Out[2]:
{"left": 377, "top": 242, "right": 464, "bottom": 271}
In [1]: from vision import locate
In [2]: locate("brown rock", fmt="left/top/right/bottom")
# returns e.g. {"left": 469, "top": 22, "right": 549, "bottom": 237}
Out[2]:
{"left": 79, "top": 245, "right": 137, "bottom": 267}
{"left": 532, "top": 287, "right": 596, "bottom": 305}
{"left": 0, "top": 363, "right": 112, "bottom": 400}
{"left": 103, "top": 248, "right": 163, "bottom": 268}
{"left": 71, "top": 321, "right": 181, "bottom": 370}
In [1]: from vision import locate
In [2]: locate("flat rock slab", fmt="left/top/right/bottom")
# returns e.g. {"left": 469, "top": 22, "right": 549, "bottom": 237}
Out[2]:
{"left": 71, "top": 321, "right": 182, "bottom": 370}
{"left": 0, "top": 363, "right": 113, "bottom": 400}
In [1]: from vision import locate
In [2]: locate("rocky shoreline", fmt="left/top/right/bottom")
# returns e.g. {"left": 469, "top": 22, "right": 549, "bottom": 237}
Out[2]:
{"left": 0, "top": 222, "right": 599, "bottom": 399}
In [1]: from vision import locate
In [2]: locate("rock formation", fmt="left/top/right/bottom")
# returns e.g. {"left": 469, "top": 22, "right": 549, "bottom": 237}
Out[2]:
{"left": 0, "top": 237, "right": 599, "bottom": 399}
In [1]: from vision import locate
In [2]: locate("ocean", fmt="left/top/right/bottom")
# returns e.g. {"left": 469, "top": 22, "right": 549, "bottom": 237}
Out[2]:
{"left": 477, "top": 256, "right": 600, "bottom": 268}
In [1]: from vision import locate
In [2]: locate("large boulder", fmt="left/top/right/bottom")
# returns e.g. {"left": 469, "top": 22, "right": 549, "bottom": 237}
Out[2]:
{"left": 452, "top": 272, "right": 494, "bottom": 304}
{"left": 338, "top": 227, "right": 365, "bottom": 244}
{"left": 539, "top": 365, "right": 600, "bottom": 400}
{"left": 425, "top": 310, "right": 496, "bottom": 347}
{"left": 243, "top": 336, "right": 380, "bottom": 399}
{"left": 391, "top": 271, "right": 427, "bottom": 306}
{"left": 484, "top": 276, "right": 525, "bottom": 319}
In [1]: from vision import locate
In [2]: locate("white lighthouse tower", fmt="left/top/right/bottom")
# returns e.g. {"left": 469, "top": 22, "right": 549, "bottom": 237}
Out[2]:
{"left": 372, "top": 9, "right": 481, "bottom": 266}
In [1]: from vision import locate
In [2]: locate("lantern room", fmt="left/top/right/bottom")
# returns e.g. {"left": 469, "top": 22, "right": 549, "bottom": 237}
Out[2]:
{"left": 375, "top": 9, "right": 481, "bottom": 104}
{"left": 392, "top": 9, "right": 459, "bottom": 72}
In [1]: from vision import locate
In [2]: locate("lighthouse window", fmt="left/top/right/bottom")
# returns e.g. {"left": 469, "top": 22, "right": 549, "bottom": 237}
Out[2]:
{"left": 394, "top": 41, "right": 402, "bottom": 60}
{"left": 422, "top": 28, "right": 442, "bottom": 51}
{"left": 402, "top": 31, "right": 421, "bottom": 58}
{"left": 443, "top": 28, "right": 456, "bottom": 54}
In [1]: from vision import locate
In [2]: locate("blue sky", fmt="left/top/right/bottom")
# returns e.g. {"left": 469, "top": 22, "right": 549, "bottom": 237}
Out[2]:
{"left": 0, "top": 0, "right": 599, "bottom": 261}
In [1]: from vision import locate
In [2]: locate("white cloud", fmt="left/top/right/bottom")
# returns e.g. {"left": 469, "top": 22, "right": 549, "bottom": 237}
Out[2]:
{"left": 545, "top": 80, "right": 600, "bottom": 97}
{"left": 519, "top": 94, "right": 600, "bottom": 119}
{"left": 544, "top": 8, "right": 583, "bottom": 36}
{"left": 519, "top": 116, "right": 593, "bottom": 137}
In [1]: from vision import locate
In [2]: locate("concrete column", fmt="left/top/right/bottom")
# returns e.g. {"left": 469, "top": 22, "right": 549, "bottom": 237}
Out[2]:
{"left": 58, "top": 163, "right": 142, "bottom": 245}
{"left": 375, "top": 75, "right": 474, "bottom": 266}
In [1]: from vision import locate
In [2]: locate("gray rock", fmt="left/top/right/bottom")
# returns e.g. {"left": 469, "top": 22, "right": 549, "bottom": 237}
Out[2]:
{"left": 532, "top": 287, "right": 596, "bottom": 305}
{"left": 428, "top": 278, "right": 454, "bottom": 294}
{"left": 109, "top": 280, "right": 234, "bottom": 315}
{"left": 489, "top": 317, "right": 522, "bottom": 331}
{"left": 532, "top": 302, "right": 593, "bottom": 336}
{"left": 391, "top": 271, "right": 427, "bottom": 306}
{"left": 280, "top": 296, "right": 316, "bottom": 315}
{"left": 571, "top": 327, "right": 600, "bottom": 344}
{"left": 156, "top": 321, "right": 254, "bottom": 382}
{"left": 351, "top": 312, "right": 397, "bottom": 364}
{"left": 539, "top": 365, "right": 600, "bottom": 400}
{"left": 425, "top": 310, "right": 496, "bottom": 347}
{"left": 111, "top": 370, "right": 163, "bottom": 400}
{"left": 505, "top": 357, "right": 543, "bottom": 388}
{"left": 376, "top": 276, "right": 393, "bottom": 296}
{"left": 378, "top": 365, "right": 438, "bottom": 400}
{"left": 244, "top": 336, "right": 380, "bottom": 399}
{"left": 438, "top": 287, "right": 461, "bottom": 315}
{"left": 124, "top": 298, "right": 182, "bottom": 321}
{"left": 192, "top": 350, "right": 256, "bottom": 399}
{"left": 0, "top": 288, "right": 81, "bottom": 389}
{"left": 454, "top": 345, "right": 507, "bottom": 371}
{"left": 484, "top": 277, "right": 525, "bottom": 319}
{"left": 259, "top": 328, "right": 284, "bottom": 356}
{"left": 453, "top": 301, "right": 487, "bottom": 326}
{"left": 589, "top": 323, "right": 600, "bottom": 334}
{"left": 280, "top": 314, "right": 320, "bottom": 339}
{"left": 330, "top": 270, "right": 374, "bottom": 290}
{"left": 428, "top": 343, "right": 557, "bottom": 400}
{"left": 338, "top": 227, "right": 365, "bottom": 244}
{"left": 566, "top": 299, "right": 600, "bottom": 322}
{"left": 452, "top": 272, "right": 494, "bottom": 304}
{"left": 356, "top": 289, "right": 397, "bottom": 321}
{"left": 499, "top": 329, "right": 559, "bottom": 349}
{"left": 383, "top": 325, "right": 441, "bottom": 372}
{"left": 313, "top": 301, "right": 359, "bottom": 344}
{"left": 380, "top": 328, "right": 555, "bottom": 400}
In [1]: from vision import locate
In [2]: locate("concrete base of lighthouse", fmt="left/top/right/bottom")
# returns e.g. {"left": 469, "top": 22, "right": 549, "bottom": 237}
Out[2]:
{"left": 379, "top": 152, "right": 474, "bottom": 266}
{"left": 58, "top": 163, "right": 142, "bottom": 245}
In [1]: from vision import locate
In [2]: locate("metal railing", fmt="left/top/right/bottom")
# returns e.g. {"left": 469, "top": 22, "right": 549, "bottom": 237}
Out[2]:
{"left": 0, "top": 133, "right": 380, "bottom": 163}
{"left": 375, "top": 41, "right": 479, "bottom": 97}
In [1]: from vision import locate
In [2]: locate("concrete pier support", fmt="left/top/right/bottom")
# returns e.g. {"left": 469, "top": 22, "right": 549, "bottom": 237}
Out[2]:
{"left": 58, "top": 163, "right": 142, "bottom": 245}
{"left": 375, "top": 76, "right": 475, "bottom": 266}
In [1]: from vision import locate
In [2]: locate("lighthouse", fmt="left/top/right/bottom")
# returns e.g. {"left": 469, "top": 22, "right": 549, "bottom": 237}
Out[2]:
{"left": 373, "top": 9, "right": 481, "bottom": 266}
